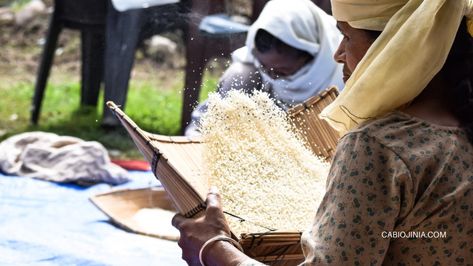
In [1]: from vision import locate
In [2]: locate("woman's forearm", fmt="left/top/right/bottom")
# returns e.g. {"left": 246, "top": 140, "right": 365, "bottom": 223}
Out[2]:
{"left": 204, "top": 241, "right": 262, "bottom": 266}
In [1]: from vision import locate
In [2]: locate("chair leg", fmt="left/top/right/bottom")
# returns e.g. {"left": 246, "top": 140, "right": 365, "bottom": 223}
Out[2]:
{"left": 102, "top": 7, "right": 143, "bottom": 127}
{"left": 180, "top": 24, "right": 206, "bottom": 134}
{"left": 80, "top": 28, "right": 105, "bottom": 106}
{"left": 31, "top": 19, "right": 62, "bottom": 125}
{"left": 251, "top": 0, "right": 268, "bottom": 22}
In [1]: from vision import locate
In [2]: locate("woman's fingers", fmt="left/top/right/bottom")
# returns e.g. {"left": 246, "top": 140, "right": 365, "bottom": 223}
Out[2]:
{"left": 209, "top": 185, "right": 219, "bottom": 195}
{"left": 171, "top": 187, "right": 232, "bottom": 264}
{"left": 206, "top": 187, "right": 222, "bottom": 210}
{"left": 172, "top": 187, "right": 225, "bottom": 230}
{"left": 171, "top": 213, "right": 186, "bottom": 229}
{"left": 206, "top": 200, "right": 222, "bottom": 220}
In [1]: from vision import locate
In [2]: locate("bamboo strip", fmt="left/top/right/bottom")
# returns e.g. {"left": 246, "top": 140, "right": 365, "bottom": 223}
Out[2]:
{"left": 287, "top": 87, "right": 340, "bottom": 161}
{"left": 303, "top": 110, "right": 329, "bottom": 159}
{"left": 302, "top": 108, "right": 330, "bottom": 159}
{"left": 308, "top": 102, "right": 337, "bottom": 157}
{"left": 306, "top": 109, "right": 330, "bottom": 158}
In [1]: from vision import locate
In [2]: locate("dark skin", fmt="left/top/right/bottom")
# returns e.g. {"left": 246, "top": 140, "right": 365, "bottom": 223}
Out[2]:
{"left": 172, "top": 21, "right": 457, "bottom": 266}
{"left": 334, "top": 22, "right": 458, "bottom": 126}
{"left": 401, "top": 75, "right": 459, "bottom": 127}
{"left": 172, "top": 187, "right": 250, "bottom": 266}
{"left": 214, "top": 44, "right": 312, "bottom": 95}
{"left": 252, "top": 45, "right": 313, "bottom": 79}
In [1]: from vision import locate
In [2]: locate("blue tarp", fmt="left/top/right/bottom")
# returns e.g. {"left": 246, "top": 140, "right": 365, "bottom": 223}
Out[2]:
{"left": 0, "top": 171, "right": 185, "bottom": 266}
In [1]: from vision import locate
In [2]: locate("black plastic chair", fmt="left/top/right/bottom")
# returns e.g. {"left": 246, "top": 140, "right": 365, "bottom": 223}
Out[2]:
{"left": 179, "top": 0, "right": 248, "bottom": 133}
{"left": 32, "top": 0, "right": 247, "bottom": 132}
{"left": 101, "top": 0, "right": 189, "bottom": 127}
{"left": 31, "top": 0, "right": 189, "bottom": 125}
{"left": 102, "top": 0, "right": 246, "bottom": 131}
{"left": 31, "top": 0, "right": 107, "bottom": 124}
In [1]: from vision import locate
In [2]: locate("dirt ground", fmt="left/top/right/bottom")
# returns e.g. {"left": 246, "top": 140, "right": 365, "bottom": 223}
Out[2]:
{"left": 0, "top": 0, "right": 252, "bottom": 88}
{"left": 0, "top": 7, "right": 181, "bottom": 89}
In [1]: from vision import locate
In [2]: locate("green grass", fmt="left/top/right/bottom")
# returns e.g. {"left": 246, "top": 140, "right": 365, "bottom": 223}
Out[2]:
{"left": 8, "top": 0, "right": 32, "bottom": 11}
{"left": 0, "top": 71, "right": 219, "bottom": 159}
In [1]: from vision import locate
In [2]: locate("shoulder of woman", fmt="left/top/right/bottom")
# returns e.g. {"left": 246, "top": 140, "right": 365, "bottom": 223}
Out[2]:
{"left": 338, "top": 112, "right": 417, "bottom": 156}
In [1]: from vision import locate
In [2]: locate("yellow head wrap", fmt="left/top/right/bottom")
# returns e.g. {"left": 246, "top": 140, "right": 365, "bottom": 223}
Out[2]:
{"left": 321, "top": 0, "right": 473, "bottom": 134}
{"left": 331, "top": 0, "right": 408, "bottom": 31}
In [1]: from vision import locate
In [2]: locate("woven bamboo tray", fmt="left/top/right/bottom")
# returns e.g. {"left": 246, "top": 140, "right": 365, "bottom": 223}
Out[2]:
{"left": 91, "top": 186, "right": 304, "bottom": 265}
{"left": 90, "top": 187, "right": 179, "bottom": 241}
{"left": 104, "top": 104, "right": 209, "bottom": 218}
{"left": 104, "top": 88, "right": 339, "bottom": 265}
{"left": 240, "top": 231, "right": 305, "bottom": 265}
{"left": 288, "top": 86, "right": 340, "bottom": 162}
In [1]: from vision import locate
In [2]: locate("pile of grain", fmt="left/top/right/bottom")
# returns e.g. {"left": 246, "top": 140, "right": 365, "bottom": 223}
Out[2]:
{"left": 133, "top": 208, "right": 179, "bottom": 238}
{"left": 200, "top": 90, "right": 329, "bottom": 234}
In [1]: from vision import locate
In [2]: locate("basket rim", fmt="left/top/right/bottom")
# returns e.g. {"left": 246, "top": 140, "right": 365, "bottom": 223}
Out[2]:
{"left": 287, "top": 86, "right": 339, "bottom": 117}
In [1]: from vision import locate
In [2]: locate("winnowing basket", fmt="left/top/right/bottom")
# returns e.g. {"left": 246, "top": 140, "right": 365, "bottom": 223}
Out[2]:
{"left": 104, "top": 87, "right": 340, "bottom": 265}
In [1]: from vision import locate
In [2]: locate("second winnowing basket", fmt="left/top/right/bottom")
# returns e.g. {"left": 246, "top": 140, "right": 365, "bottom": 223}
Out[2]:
{"left": 288, "top": 86, "right": 340, "bottom": 162}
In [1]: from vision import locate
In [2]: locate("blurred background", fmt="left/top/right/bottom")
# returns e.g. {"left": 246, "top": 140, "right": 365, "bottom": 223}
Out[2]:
{"left": 0, "top": 0, "right": 255, "bottom": 158}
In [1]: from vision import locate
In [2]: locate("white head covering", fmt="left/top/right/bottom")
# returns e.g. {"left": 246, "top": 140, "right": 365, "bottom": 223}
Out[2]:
{"left": 232, "top": 0, "right": 344, "bottom": 108}
{"left": 321, "top": 0, "right": 473, "bottom": 133}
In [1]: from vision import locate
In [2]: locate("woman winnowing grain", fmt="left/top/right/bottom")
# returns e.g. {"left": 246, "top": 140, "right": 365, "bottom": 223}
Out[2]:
{"left": 173, "top": 0, "right": 473, "bottom": 265}
{"left": 184, "top": 0, "right": 344, "bottom": 136}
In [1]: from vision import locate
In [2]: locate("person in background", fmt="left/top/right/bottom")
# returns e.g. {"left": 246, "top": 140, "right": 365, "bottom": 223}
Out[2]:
{"left": 184, "top": 0, "right": 343, "bottom": 136}
{"left": 173, "top": 0, "right": 473, "bottom": 265}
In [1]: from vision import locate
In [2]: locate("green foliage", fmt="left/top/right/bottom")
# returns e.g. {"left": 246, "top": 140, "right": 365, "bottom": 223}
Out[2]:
{"left": 0, "top": 73, "right": 219, "bottom": 159}
{"left": 8, "top": 0, "right": 31, "bottom": 11}
{"left": 200, "top": 75, "right": 219, "bottom": 102}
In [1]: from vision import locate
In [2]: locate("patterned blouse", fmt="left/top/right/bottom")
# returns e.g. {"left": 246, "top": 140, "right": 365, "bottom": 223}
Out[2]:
{"left": 301, "top": 111, "right": 473, "bottom": 265}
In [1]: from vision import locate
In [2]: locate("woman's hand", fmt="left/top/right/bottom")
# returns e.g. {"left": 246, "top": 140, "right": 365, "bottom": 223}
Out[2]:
{"left": 172, "top": 186, "right": 232, "bottom": 265}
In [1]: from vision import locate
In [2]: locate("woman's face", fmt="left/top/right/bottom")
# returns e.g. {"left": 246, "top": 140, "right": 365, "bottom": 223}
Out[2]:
{"left": 253, "top": 48, "right": 311, "bottom": 80}
{"left": 334, "top": 22, "right": 378, "bottom": 83}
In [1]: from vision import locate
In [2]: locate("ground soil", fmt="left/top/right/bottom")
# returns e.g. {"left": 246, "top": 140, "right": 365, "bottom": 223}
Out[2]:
{"left": 0, "top": 0, "right": 251, "bottom": 87}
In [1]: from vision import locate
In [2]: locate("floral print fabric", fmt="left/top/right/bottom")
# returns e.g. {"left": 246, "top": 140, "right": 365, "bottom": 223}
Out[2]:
{"left": 301, "top": 111, "right": 473, "bottom": 265}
